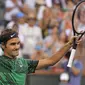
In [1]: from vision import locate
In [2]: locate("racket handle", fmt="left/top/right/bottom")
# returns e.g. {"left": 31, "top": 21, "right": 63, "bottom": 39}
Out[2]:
{"left": 67, "top": 49, "right": 76, "bottom": 67}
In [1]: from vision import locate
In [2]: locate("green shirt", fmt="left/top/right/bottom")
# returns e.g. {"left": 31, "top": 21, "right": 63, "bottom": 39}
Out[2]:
{"left": 0, "top": 55, "right": 39, "bottom": 85}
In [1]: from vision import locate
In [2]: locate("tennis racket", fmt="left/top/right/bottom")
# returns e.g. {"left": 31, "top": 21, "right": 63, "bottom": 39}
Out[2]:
{"left": 67, "top": 0, "right": 85, "bottom": 67}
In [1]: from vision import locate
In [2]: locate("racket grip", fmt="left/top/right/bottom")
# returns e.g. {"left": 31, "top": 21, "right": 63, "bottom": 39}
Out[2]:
{"left": 67, "top": 49, "right": 76, "bottom": 67}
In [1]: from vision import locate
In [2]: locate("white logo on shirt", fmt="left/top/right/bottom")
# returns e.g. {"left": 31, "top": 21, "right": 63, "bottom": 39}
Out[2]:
{"left": 20, "top": 65, "right": 23, "bottom": 67}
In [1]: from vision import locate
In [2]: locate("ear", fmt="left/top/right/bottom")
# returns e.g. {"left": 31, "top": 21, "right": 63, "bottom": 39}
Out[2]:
{"left": 1, "top": 43, "right": 5, "bottom": 50}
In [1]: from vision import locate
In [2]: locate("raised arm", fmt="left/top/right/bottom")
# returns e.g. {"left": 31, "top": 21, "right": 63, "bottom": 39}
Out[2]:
{"left": 36, "top": 36, "right": 78, "bottom": 69}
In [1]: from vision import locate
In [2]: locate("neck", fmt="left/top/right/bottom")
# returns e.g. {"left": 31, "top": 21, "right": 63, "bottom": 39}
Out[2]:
{"left": 4, "top": 53, "right": 16, "bottom": 59}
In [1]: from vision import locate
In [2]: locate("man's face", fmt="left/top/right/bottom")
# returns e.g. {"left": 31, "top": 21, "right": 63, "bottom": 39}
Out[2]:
{"left": 27, "top": 13, "right": 36, "bottom": 27}
{"left": 3, "top": 38, "right": 20, "bottom": 58}
{"left": 18, "top": 17, "right": 25, "bottom": 24}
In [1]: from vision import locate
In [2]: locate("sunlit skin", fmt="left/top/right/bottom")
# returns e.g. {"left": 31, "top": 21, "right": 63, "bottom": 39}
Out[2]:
{"left": 2, "top": 38, "right": 20, "bottom": 58}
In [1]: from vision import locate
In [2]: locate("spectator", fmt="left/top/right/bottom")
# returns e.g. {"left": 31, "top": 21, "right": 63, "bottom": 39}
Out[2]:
{"left": 59, "top": 72, "right": 70, "bottom": 85}
{"left": 66, "top": 0, "right": 75, "bottom": 11}
{"left": 43, "top": 25, "right": 60, "bottom": 56}
{"left": 61, "top": 51, "right": 83, "bottom": 85}
{"left": 31, "top": 42, "right": 49, "bottom": 60}
{"left": 4, "top": 0, "right": 24, "bottom": 27}
{"left": 38, "top": 7, "right": 53, "bottom": 38}
{"left": 22, "top": 11, "right": 43, "bottom": 58}
{"left": 35, "top": 0, "right": 46, "bottom": 13}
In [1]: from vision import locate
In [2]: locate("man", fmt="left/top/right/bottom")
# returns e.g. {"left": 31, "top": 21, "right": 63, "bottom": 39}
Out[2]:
{"left": 4, "top": 0, "right": 23, "bottom": 27}
{"left": 61, "top": 51, "right": 83, "bottom": 85}
{"left": 22, "top": 11, "right": 43, "bottom": 58}
{"left": 0, "top": 29, "right": 80, "bottom": 85}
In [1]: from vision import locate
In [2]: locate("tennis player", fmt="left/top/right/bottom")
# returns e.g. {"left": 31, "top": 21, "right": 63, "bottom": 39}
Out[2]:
{"left": 0, "top": 29, "right": 80, "bottom": 85}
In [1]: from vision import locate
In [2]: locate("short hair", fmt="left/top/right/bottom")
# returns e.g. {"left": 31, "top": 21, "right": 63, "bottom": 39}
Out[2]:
{"left": 0, "top": 29, "right": 18, "bottom": 44}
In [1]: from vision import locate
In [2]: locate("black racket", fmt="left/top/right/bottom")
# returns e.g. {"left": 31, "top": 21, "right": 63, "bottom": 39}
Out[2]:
{"left": 67, "top": 0, "right": 85, "bottom": 67}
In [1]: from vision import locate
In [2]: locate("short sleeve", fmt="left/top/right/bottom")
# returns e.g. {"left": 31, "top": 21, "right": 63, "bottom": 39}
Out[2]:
{"left": 26, "top": 59, "right": 39, "bottom": 73}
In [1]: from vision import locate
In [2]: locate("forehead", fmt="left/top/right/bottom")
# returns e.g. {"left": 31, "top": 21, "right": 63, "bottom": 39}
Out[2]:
{"left": 7, "top": 38, "right": 20, "bottom": 44}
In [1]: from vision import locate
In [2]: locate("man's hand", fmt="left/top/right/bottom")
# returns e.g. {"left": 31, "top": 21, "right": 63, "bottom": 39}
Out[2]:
{"left": 68, "top": 36, "right": 77, "bottom": 45}
{"left": 68, "top": 36, "right": 82, "bottom": 45}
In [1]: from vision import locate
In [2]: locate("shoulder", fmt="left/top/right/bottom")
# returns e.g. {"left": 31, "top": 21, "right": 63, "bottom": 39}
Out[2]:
{"left": 74, "top": 60, "right": 83, "bottom": 69}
